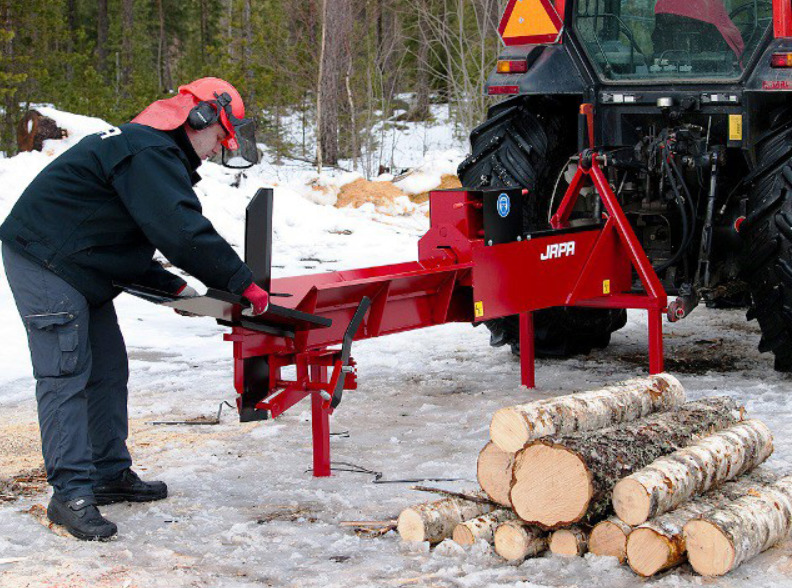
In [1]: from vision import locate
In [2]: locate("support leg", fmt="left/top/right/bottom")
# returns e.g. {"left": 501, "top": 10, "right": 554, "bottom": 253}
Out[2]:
{"left": 648, "top": 308, "right": 664, "bottom": 374}
{"left": 310, "top": 365, "right": 331, "bottom": 477}
{"left": 520, "top": 312, "right": 535, "bottom": 389}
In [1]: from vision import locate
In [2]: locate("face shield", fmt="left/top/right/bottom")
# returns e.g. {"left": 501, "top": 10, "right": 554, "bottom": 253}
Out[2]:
{"left": 213, "top": 92, "right": 259, "bottom": 169}
{"left": 221, "top": 118, "right": 259, "bottom": 169}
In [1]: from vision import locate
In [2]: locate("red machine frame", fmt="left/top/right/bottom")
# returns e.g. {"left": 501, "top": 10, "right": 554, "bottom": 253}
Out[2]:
{"left": 225, "top": 151, "right": 667, "bottom": 477}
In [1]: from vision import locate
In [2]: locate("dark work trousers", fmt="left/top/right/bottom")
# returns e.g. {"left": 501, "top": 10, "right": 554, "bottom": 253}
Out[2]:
{"left": 2, "top": 243, "right": 132, "bottom": 500}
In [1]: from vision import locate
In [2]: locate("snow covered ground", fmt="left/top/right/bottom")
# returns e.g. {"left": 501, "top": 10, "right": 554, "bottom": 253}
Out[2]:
{"left": 1, "top": 108, "right": 792, "bottom": 587}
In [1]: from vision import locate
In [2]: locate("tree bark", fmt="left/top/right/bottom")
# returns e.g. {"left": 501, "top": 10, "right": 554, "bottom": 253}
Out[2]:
{"left": 452, "top": 509, "right": 515, "bottom": 545}
{"left": 625, "top": 469, "right": 777, "bottom": 577}
{"left": 549, "top": 526, "right": 589, "bottom": 556}
{"left": 589, "top": 517, "right": 632, "bottom": 562}
{"left": 317, "top": 0, "right": 352, "bottom": 165}
{"left": 476, "top": 442, "right": 514, "bottom": 507}
{"left": 493, "top": 520, "right": 547, "bottom": 561}
{"left": 510, "top": 397, "right": 742, "bottom": 529}
{"left": 683, "top": 474, "right": 792, "bottom": 576}
{"left": 490, "top": 373, "right": 685, "bottom": 453}
{"left": 121, "top": 0, "right": 134, "bottom": 93}
{"left": 96, "top": 0, "right": 108, "bottom": 75}
{"left": 613, "top": 419, "right": 773, "bottom": 526}
{"left": 397, "top": 493, "right": 495, "bottom": 543}
{"left": 410, "top": 0, "right": 431, "bottom": 121}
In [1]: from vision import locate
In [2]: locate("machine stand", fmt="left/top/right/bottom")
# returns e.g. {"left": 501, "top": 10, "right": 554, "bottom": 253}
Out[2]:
{"left": 310, "top": 365, "right": 332, "bottom": 477}
{"left": 648, "top": 308, "right": 665, "bottom": 374}
{"left": 520, "top": 312, "right": 536, "bottom": 388}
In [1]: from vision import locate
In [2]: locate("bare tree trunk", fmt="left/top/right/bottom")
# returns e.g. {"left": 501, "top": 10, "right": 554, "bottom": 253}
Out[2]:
{"left": 345, "top": 62, "right": 357, "bottom": 171}
{"left": 411, "top": 0, "right": 431, "bottom": 120}
{"left": 156, "top": 0, "right": 165, "bottom": 91}
{"left": 243, "top": 0, "right": 255, "bottom": 113}
{"left": 121, "top": 0, "right": 134, "bottom": 94}
{"left": 317, "top": 0, "right": 352, "bottom": 165}
{"left": 65, "top": 0, "right": 77, "bottom": 81}
{"left": 97, "top": 0, "right": 109, "bottom": 75}
{"left": 200, "top": 0, "right": 209, "bottom": 61}
{"left": 316, "top": 0, "right": 326, "bottom": 173}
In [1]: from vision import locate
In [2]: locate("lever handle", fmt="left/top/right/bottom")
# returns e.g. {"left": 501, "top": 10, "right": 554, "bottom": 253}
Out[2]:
{"left": 330, "top": 296, "right": 371, "bottom": 409}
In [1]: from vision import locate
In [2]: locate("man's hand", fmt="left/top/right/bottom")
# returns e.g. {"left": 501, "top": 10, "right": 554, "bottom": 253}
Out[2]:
{"left": 242, "top": 282, "right": 270, "bottom": 315}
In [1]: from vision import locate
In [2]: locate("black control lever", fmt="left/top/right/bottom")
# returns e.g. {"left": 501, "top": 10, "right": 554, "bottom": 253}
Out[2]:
{"left": 329, "top": 297, "right": 371, "bottom": 409}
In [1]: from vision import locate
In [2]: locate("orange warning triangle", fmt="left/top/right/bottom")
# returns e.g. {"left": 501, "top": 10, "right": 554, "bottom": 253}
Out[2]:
{"left": 499, "top": 0, "right": 563, "bottom": 45}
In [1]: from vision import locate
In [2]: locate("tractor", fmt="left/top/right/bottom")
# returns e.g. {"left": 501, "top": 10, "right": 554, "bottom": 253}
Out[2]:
{"left": 458, "top": 0, "right": 792, "bottom": 370}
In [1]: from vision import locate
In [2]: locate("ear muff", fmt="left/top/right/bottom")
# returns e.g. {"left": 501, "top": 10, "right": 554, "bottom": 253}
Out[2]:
{"left": 186, "top": 100, "right": 221, "bottom": 131}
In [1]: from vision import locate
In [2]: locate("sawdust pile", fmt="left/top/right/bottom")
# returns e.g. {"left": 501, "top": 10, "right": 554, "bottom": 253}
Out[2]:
{"left": 336, "top": 174, "right": 462, "bottom": 208}
{"left": 336, "top": 178, "right": 408, "bottom": 208}
{"left": 0, "top": 421, "right": 42, "bottom": 479}
{"left": 412, "top": 174, "right": 462, "bottom": 204}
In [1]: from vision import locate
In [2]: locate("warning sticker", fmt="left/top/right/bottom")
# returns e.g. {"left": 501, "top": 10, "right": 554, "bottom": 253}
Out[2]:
{"left": 603, "top": 279, "right": 611, "bottom": 295}
{"left": 474, "top": 301, "right": 484, "bottom": 318}
{"left": 729, "top": 115, "right": 743, "bottom": 142}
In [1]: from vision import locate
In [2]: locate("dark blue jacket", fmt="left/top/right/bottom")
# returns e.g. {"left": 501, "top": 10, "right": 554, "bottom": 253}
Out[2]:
{"left": 0, "top": 123, "right": 253, "bottom": 306}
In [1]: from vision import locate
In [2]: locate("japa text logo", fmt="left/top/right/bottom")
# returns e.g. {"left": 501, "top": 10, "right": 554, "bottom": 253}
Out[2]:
{"left": 540, "top": 241, "right": 575, "bottom": 260}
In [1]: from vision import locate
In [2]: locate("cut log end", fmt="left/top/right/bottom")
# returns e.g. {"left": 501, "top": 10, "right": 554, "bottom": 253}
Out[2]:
{"left": 452, "top": 525, "right": 475, "bottom": 546}
{"left": 490, "top": 408, "right": 529, "bottom": 453}
{"left": 511, "top": 443, "right": 592, "bottom": 529}
{"left": 397, "top": 509, "right": 426, "bottom": 542}
{"left": 477, "top": 442, "right": 514, "bottom": 507}
{"left": 684, "top": 519, "right": 736, "bottom": 577}
{"left": 612, "top": 478, "right": 652, "bottom": 526}
{"left": 626, "top": 527, "right": 675, "bottom": 577}
{"left": 549, "top": 528, "right": 586, "bottom": 556}
{"left": 589, "top": 520, "right": 629, "bottom": 562}
{"left": 494, "top": 521, "right": 546, "bottom": 561}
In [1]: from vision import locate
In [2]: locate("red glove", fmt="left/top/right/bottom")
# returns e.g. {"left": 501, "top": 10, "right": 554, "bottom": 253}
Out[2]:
{"left": 242, "top": 282, "right": 270, "bottom": 315}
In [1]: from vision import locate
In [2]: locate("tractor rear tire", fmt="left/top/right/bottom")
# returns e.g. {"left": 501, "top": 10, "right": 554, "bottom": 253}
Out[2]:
{"left": 742, "top": 115, "right": 792, "bottom": 371}
{"left": 458, "top": 96, "right": 627, "bottom": 358}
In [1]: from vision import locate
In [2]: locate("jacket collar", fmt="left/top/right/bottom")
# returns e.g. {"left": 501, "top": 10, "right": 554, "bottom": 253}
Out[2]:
{"left": 168, "top": 126, "right": 202, "bottom": 185}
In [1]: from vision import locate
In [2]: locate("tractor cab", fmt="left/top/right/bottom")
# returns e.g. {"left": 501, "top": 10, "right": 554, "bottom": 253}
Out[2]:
{"left": 574, "top": 0, "right": 772, "bottom": 80}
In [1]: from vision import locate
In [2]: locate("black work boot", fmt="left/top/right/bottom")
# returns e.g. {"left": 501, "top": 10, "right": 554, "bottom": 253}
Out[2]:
{"left": 47, "top": 495, "right": 118, "bottom": 541}
{"left": 93, "top": 469, "right": 168, "bottom": 505}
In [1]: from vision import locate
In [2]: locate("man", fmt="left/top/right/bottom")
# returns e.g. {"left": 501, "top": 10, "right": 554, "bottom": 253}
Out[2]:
{"left": 0, "top": 77, "right": 270, "bottom": 541}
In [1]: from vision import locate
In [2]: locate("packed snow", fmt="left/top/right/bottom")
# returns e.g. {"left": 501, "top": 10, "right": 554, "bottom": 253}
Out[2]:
{"left": 1, "top": 107, "right": 792, "bottom": 587}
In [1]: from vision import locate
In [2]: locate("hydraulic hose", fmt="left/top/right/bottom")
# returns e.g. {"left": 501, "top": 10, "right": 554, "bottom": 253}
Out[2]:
{"left": 654, "top": 156, "right": 691, "bottom": 274}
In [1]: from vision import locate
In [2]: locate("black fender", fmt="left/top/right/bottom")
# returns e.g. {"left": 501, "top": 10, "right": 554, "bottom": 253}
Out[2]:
{"left": 485, "top": 44, "right": 587, "bottom": 96}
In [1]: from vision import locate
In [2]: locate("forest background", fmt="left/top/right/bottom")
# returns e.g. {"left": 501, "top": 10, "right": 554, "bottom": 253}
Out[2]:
{"left": 0, "top": 0, "right": 503, "bottom": 175}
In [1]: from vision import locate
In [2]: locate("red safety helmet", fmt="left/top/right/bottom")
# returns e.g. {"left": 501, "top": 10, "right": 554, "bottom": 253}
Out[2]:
{"left": 132, "top": 77, "right": 247, "bottom": 150}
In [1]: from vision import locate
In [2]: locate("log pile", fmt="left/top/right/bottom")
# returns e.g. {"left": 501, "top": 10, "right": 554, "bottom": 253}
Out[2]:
{"left": 394, "top": 373, "right": 791, "bottom": 577}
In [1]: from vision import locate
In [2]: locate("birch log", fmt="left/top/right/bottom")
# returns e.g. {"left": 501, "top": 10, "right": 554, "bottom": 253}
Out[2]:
{"left": 477, "top": 442, "right": 515, "bottom": 507}
{"left": 510, "top": 397, "right": 742, "bottom": 529}
{"left": 613, "top": 419, "right": 773, "bottom": 526}
{"left": 452, "top": 509, "right": 516, "bottom": 545}
{"left": 684, "top": 474, "right": 792, "bottom": 576}
{"left": 398, "top": 493, "right": 495, "bottom": 543}
{"left": 589, "top": 517, "right": 632, "bottom": 562}
{"left": 626, "top": 470, "right": 777, "bottom": 577}
{"left": 494, "top": 520, "right": 548, "bottom": 561}
{"left": 549, "top": 526, "right": 589, "bottom": 556}
{"left": 490, "top": 373, "right": 684, "bottom": 452}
